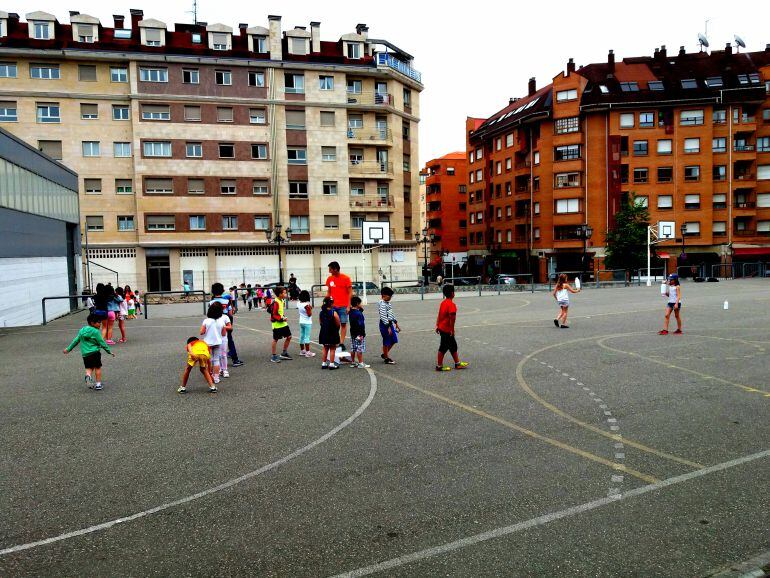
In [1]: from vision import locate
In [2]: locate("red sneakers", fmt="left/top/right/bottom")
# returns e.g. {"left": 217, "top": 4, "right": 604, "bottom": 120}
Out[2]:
{"left": 658, "top": 330, "right": 669, "bottom": 335}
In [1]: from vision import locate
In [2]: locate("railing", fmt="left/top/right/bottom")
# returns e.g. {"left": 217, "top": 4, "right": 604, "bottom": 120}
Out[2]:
{"left": 347, "top": 127, "right": 393, "bottom": 142}
{"left": 87, "top": 260, "right": 119, "bottom": 287}
{"left": 42, "top": 295, "right": 90, "bottom": 325}
{"left": 734, "top": 201, "right": 755, "bottom": 208}
{"left": 349, "top": 161, "right": 394, "bottom": 176}
{"left": 345, "top": 91, "right": 394, "bottom": 106}
{"left": 289, "top": 192, "right": 309, "bottom": 199}
{"left": 741, "top": 115, "right": 756, "bottom": 123}
{"left": 349, "top": 194, "right": 395, "bottom": 209}
{"left": 376, "top": 52, "right": 422, "bottom": 83}
{"left": 734, "top": 144, "right": 755, "bottom": 152}
{"left": 143, "top": 290, "right": 207, "bottom": 319}
{"left": 734, "top": 229, "right": 757, "bottom": 236}
{"left": 735, "top": 173, "right": 754, "bottom": 181}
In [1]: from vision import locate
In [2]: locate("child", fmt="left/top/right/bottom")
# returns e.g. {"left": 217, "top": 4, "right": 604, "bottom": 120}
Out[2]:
{"left": 552, "top": 273, "right": 580, "bottom": 328}
{"left": 201, "top": 302, "right": 230, "bottom": 383}
{"left": 63, "top": 313, "right": 115, "bottom": 391}
{"left": 104, "top": 285, "right": 122, "bottom": 345}
{"left": 134, "top": 289, "right": 142, "bottom": 315}
{"left": 210, "top": 283, "right": 244, "bottom": 367}
{"left": 180, "top": 336, "right": 216, "bottom": 393}
{"left": 297, "top": 289, "right": 315, "bottom": 357}
{"left": 269, "top": 286, "right": 293, "bottom": 363}
{"left": 255, "top": 286, "right": 264, "bottom": 309}
{"left": 348, "top": 295, "right": 369, "bottom": 368}
{"left": 435, "top": 284, "right": 469, "bottom": 371}
{"left": 318, "top": 296, "right": 341, "bottom": 369}
{"left": 378, "top": 287, "right": 400, "bottom": 364}
{"left": 659, "top": 274, "right": 683, "bottom": 335}
{"left": 127, "top": 295, "right": 136, "bottom": 319}
{"left": 115, "top": 286, "right": 128, "bottom": 343}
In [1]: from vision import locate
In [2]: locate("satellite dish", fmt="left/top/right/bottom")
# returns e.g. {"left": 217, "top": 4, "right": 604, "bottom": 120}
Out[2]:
{"left": 734, "top": 35, "right": 746, "bottom": 49}
{"left": 698, "top": 33, "right": 709, "bottom": 49}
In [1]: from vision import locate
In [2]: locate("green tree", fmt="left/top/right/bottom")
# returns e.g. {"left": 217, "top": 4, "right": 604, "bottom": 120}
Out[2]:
{"left": 604, "top": 193, "right": 650, "bottom": 271}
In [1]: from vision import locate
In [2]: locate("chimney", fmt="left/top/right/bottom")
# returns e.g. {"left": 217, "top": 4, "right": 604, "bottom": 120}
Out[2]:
{"left": 725, "top": 42, "right": 732, "bottom": 55}
{"left": 567, "top": 58, "right": 575, "bottom": 74}
{"left": 660, "top": 45, "right": 667, "bottom": 58}
{"left": 678, "top": 45, "right": 686, "bottom": 57}
{"left": 310, "top": 21, "right": 320, "bottom": 53}
{"left": 528, "top": 77, "right": 536, "bottom": 96}
{"left": 238, "top": 23, "right": 247, "bottom": 37}
{"left": 608, "top": 49, "right": 615, "bottom": 72}
{"left": 113, "top": 14, "right": 125, "bottom": 29}
{"left": 509, "top": 97, "right": 519, "bottom": 105}
{"left": 766, "top": 43, "right": 770, "bottom": 51}
{"left": 355, "top": 23, "right": 368, "bottom": 40}
{"left": 654, "top": 47, "right": 659, "bottom": 58}
{"left": 69, "top": 11, "right": 80, "bottom": 18}
{"left": 268, "top": 15, "right": 282, "bottom": 60}
{"left": 130, "top": 9, "right": 143, "bottom": 31}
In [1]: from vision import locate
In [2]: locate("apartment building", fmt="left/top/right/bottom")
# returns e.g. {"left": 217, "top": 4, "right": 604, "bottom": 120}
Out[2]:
{"left": 466, "top": 46, "right": 770, "bottom": 281}
{"left": 423, "top": 152, "right": 469, "bottom": 268}
{"left": 0, "top": 9, "right": 423, "bottom": 290}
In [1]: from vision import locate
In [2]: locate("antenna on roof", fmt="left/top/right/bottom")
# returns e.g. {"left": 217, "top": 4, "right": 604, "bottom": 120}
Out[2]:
{"left": 734, "top": 35, "right": 746, "bottom": 51}
{"left": 187, "top": 0, "right": 199, "bottom": 24}
{"left": 698, "top": 33, "right": 709, "bottom": 52}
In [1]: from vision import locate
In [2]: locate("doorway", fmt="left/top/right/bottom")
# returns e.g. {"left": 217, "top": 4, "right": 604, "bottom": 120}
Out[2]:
{"left": 65, "top": 224, "right": 78, "bottom": 310}
{"left": 147, "top": 257, "right": 171, "bottom": 292}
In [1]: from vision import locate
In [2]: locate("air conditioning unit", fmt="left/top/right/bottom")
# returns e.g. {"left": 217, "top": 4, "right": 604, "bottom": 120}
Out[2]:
{"left": 537, "top": 251, "right": 546, "bottom": 258}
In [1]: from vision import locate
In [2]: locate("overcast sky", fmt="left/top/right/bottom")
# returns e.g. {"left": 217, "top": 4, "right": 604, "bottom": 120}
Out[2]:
{"left": 22, "top": 0, "right": 770, "bottom": 165}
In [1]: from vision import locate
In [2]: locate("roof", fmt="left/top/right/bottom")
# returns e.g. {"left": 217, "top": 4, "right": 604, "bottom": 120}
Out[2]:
{"left": 428, "top": 152, "right": 466, "bottom": 164}
{"left": 472, "top": 84, "right": 553, "bottom": 139}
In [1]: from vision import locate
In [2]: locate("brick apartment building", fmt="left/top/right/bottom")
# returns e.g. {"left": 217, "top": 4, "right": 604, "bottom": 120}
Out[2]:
{"left": 0, "top": 9, "right": 423, "bottom": 290}
{"left": 423, "top": 152, "right": 468, "bottom": 270}
{"left": 466, "top": 45, "right": 770, "bottom": 282}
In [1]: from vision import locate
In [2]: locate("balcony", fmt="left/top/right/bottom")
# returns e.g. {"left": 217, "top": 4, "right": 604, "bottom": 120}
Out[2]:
{"left": 349, "top": 194, "right": 395, "bottom": 210}
{"left": 347, "top": 127, "right": 393, "bottom": 145}
{"left": 345, "top": 91, "right": 394, "bottom": 106}
{"left": 733, "top": 143, "right": 755, "bottom": 153}
{"left": 734, "top": 173, "right": 755, "bottom": 184}
{"left": 734, "top": 228, "right": 757, "bottom": 237}
{"left": 734, "top": 200, "right": 756, "bottom": 209}
{"left": 376, "top": 52, "right": 422, "bottom": 83}
{"left": 349, "top": 160, "right": 394, "bottom": 179}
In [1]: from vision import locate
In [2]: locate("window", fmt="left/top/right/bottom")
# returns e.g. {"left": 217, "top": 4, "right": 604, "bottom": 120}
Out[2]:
{"left": 632, "top": 140, "right": 648, "bottom": 156}
{"left": 252, "top": 180, "right": 269, "bottom": 195}
{"left": 639, "top": 112, "right": 654, "bottom": 128}
{"left": 496, "top": 161, "right": 502, "bottom": 174}
{"left": 534, "top": 202, "right": 540, "bottom": 214}
{"left": 0, "top": 101, "right": 17, "bottom": 122}
{"left": 113, "top": 142, "right": 131, "bottom": 157}
{"left": 75, "top": 22, "right": 96, "bottom": 40}
{"left": 323, "top": 181, "right": 338, "bottom": 195}
{"left": 82, "top": 141, "right": 100, "bottom": 157}
{"left": 253, "top": 36, "right": 267, "bottom": 53}
{"left": 351, "top": 215, "right": 365, "bottom": 230}
{"left": 84, "top": 179, "right": 102, "bottom": 194}
{"left": 321, "top": 147, "right": 337, "bottom": 162}
{"left": 110, "top": 66, "right": 127, "bottom": 82}
{"left": 476, "top": 169, "right": 483, "bottom": 181}
{"left": 146, "top": 216, "right": 175, "bottom": 231}
{"left": 685, "top": 194, "right": 701, "bottom": 209}
{"left": 290, "top": 37, "right": 308, "bottom": 55}
{"left": 85, "top": 216, "right": 104, "bottom": 231}
{"left": 222, "top": 215, "right": 238, "bottom": 230}
{"left": 220, "top": 179, "right": 236, "bottom": 195}
{"left": 185, "top": 142, "right": 202, "bottom": 158}
{"left": 319, "top": 75, "right": 334, "bottom": 90}
{"left": 247, "top": 108, "right": 266, "bottom": 125}
{"left": 189, "top": 215, "right": 206, "bottom": 231}
{"left": 117, "top": 216, "right": 135, "bottom": 231}
{"left": 217, "top": 107, "right": 234, "bottom": 123}
{"left": 556, "top": 89, "right": 578, "bottom": 102}
{"left": 534, "top": 151, "right": 540, "bottom": 165}
{"left": 683, "top": 222, "right": 700, "bottom": 235}
{"left": 683, "top": 138, "right": 700, "bottom": 153}
{"left": 212, "top": 33, "right": 229, "bottom": 51}
{"left": 555, "top": 116, "right": 579, "bottom": 134}
{"left": 713, "top": 138, "right": 726, "bottom": 153}
{"left": 347, "top": 43, "right": 361, "bottom": 59}
{"left": 350, "top": 182, "right": 365, "bottom": 196}
{"left": 33, "top": 22, "right": 51, "bottom": 39}
{"left": 506, "top": 133, "right": 515, "bottom": 146}
{"left": 116, "top": 179, "right": 133, "bottom": 194}
{"left": 657, "top": 195, "right": 673, "bottom": 209}
{"left": 620, "top": 81, "right": 639, "bottom": 92}
{"left": 760, "top": 166, "right": 770, "bottom": 180}
{"left": 287, "top": 147, "right": 307, "bottom": 165}
{"left": 680, "top": 110, "right": 704, "bottom": 125}
{"left": 657, "top": 166, "right": 673, "bottom": 183}
{"left": 324, "top": 215, "right": 340, "bottom": 230}
{"left": 496, "top": 137, "right": 502, "bottom": 151}
{"left": 145, "top": 178, "right": 173, "bottom": 194}
{"left": 80, "top": 103, "right": 98, "bottom": 119}
{"left": 684, "top": 166, "right": 700, "bottom": 182}
{"left": 114, "top": 29, "right": 132, "bottom": 40}
{"left": 290, "top": 215, "right": 309, "bottom": 233}
{"left": 78, "top": 65, "right": 97, "bottom": 82}
{"left": 218, "top": 143, "right": 235, "bottom": 158}
{"left": 285, "top": 74, "right": 305, "bottom": 93}
{"left": 320, "top": 111, "right": 335, "bottom": 126}
{"left": 647, "top": 80, "right": 664, "bottom": 91}
{"left": 348, "top": 113, "right": 363, "bottom": 129}
{"left": 215, "top": 70, "right": 232, "bottom": 85}
{"left": 505, "top": 158, "right": 512, "bottom": 171}
{"left": 254, "top": 216, "right": 270, "bottom": 230}
{"left": 555, "top": 198, "right": 580, "bottom": 213}
{"left": 289, "top": 182, "right": 308, "bottom": 199}
{"left": 0, "top": 62, "right": 17, "bottom": 78}
{"left": 470, "top": 213, "right": 475, "bottom": 225}
{"left": 555, "top": 172, "right": 580, "bottom": 188}
{"left": 347, "top": 79, "right": 363, "bottom": 94}
{"left": 633, "top": 168, "right": 649, "bottom": 183}
{"left": 681, "top": 78, "right": 698, "bottom": 89}
{"left": 764, "top": 109, "right": 770, "bottom": 122}
{"left": 657, "top": 139, "right": 672, "bottom": 155}
{"left": 634, "top": 196, "right": 649, "bottom": 207}
{"left": 182, "top": 68, "right": 199, "bottom": 84}
{"left": 143, "top": 141, "right": 171, "bottom": 157}
{"left": 187, "top": 178, "right": 204, "bottom": 195}
{"left": 38, "top": 140, "right": 62, "bottom": 159}
{"left": 285, "top": 110, "right": 305, "bottom": 129}
{"left": 759, "top": 221, "right": 770, "bottom": 233}
{"left": 139, "top": 68, "right": 168, "bottom": 82}
{"left": 251, "top": 144, "right": 268, "bottom": 159}
{"left": 758, "top": 194, "right": 770, "bottom": 208}
{"left": 534, "top": 227, "right": 541, "bottom": 239}
{"left": 757, "top": 137, "right": 770, "bottom": 152}
{"left": 713, "top": 109, "right": 727, "bottom": 124}
{"left": 713, "top": 165, "right": 726, "bottom": 181}
{"left": 476, "top": 211, "right": 483, "bottom": 223}
{"left": 30, "top": 64, "right": 59, "bottom": 80}
{"left": 469, "top": 172, "right": 474, "bottom": 184}
{"left": 191, "top": 33, "right": 202, "bottom": 44}
{"left": 554, "top": 145, "right": 581, "bottom": 161}
{"left": 184, "top": 106, "right": 201, "bottom": 121}
{"left": 712, "top": 221, "right": 727, "bottom": 235}
{"left": 619, "top": 113, "right": 635, "bottom": 128}
{"left": 144, "top": 28, "right": 163, "bottom": 46}
{"left": 712, "top": 193, "right": 727, "bottom": 209}
{"left": 142, "top": 104, "right": 170, "bottom": 121}
{"left": 112, "top": 105, "right": 129, "bottom": 120}
{"left": 476, "top": 147, "right": 483, "bottom": 160}
{"left": 248, "top": 70, "right": 265, "bottom": 87}
{"left": 403, "top": 88, "right": 412, "bottom": 107}
{"left": 349, "top": 148, "right": 363, "bottom": 165}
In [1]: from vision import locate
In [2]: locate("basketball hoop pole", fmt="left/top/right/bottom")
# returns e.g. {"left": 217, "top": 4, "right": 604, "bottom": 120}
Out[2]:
{"left": 361, "top": 242, "right": 379, "bottom": 305}
{"left": 647, "top": 225, "right": 652, "bottom": 287}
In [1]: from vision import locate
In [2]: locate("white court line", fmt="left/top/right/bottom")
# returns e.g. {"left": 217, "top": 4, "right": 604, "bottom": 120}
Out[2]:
{"left": 330, "top": 449, "right": 770, "bottom": 578}
{"left": 0, "top": 370, "right": 378, "bottom": 556}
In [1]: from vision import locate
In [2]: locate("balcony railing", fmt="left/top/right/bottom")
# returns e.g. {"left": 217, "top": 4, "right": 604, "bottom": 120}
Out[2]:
{"left": 741, "top": 114, "right": 756, "bottom": 123}
{"left": 735, "top": 173, "right": 754, "bottom": 181}
{"left": 346, "top": 91, "right": 394, "bottom": 106}
{"left": 734, "top": 201, "right": 756, "bottom": 208}
{"left": 376, "top": 53, "right": 422, "bottom": 83}
{"left": 349, "top": 194, "right": 395, "bottom": 209}
{"left": 734, "top": 144, "right": 755, "bottom": 152}
{"left": 347, "top": 127, "right": 392, "bottom": 143}
{"left": 349, "top": 160, "right": 394, "bottom": 176}
{"left": 734, "top": 228, "right": 756, "bottom": 236}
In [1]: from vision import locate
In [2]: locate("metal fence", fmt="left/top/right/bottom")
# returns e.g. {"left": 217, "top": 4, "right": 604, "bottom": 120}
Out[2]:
{"left": 41, "top": 294, "right": 90, "bottom": 325}
{"left": 143, "top": 290, "right": 207, "bottom": 319}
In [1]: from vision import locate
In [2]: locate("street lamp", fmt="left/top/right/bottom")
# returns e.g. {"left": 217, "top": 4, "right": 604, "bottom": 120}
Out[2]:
{"left": 577, "top": 224, "right": 593, "bottom": 281}
{"left": 679, "top": 223, "right": 687, "bottom": 262}
{"left": 265, "top": 223, "right": 292, "bottom": 285}
{"left": 415, "top": 228, "right": 435, "bottom": 283}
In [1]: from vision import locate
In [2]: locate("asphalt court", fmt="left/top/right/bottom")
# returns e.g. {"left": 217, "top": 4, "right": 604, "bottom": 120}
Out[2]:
{"left": 1, "top": 280, "right": 768, "bottom": 576}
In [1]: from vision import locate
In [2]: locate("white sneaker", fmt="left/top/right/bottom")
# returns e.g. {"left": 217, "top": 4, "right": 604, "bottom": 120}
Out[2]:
{"left": 358, "top": 363, "right": 371, "bottom": 368}
{"left": 299, "top": 350, "right": 307, "bottom": 357}
{"left": 222, "top": 370, "right": 230, "bottom": 378}
{"left": 213, "top": 376, "right": 220, "bottom": 384}
{"left": 305, "top": 351, "right": 316, "bottom": 357}
{"left": 349, "top": 362, "right": 359, "bottom": 368}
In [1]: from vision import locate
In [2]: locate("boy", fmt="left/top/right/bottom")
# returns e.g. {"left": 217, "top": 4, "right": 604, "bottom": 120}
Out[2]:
{"left": 348, "top": 296, "right": 370, "bottom": 368}
{"left": 63, "top": 313, "right": 115, "bottom": 390}
{"left": 180, "top": 336, "right": 216, "bottom": 393}
{"left": 269, "top": 286, "right": 293, "bottom": 363}
{"left": 435, "top": 284, "right": 469, "bottom": 371}
{"left": 378, "top": 287, "right": 400, "bottom": 364}
{"left": 210, "top": 283, "right": 244, "bottom": 367}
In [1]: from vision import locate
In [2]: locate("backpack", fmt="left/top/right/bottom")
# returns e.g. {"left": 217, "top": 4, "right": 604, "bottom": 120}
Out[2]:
{"left": 266, "top": 299, "right": 282, "bottom": 323}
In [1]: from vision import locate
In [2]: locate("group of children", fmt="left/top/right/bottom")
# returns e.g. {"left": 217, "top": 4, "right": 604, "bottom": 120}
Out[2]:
{"left": 85, "top": 283, "right": 140, "bottom": 344}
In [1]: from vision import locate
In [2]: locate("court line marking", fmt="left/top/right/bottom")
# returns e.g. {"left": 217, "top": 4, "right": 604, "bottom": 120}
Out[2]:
{"left": 515, "top": 335, "right": 705, "bottom": 469}
{"left": 596, "top": 336, "right": 770, "bottom": 397}
{"left": 0, "top": 370, "right": 378, "bottom": 556}
{"left": 330, "top": 449, "right": 770, "bottom": 577}
{"left": 373, "top": 371, "right": 658, "bottom": 484}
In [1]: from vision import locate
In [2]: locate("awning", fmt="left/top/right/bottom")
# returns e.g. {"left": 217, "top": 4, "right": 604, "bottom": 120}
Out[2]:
{"left": 733, "top": 247, "right": 770, "bottom": 256}
{"left": 657, "top": 252, "right": 671, "bottom": 259}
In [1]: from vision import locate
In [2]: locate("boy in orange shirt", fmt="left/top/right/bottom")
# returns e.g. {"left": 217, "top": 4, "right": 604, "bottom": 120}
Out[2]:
{"left": 435, "top": 284, "right": 469, "bottom": 371}
{"left": 180, "top": 336, "right": 217, "bottom": 393}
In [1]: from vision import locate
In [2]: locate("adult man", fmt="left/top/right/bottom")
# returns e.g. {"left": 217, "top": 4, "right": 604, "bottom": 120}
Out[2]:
{"left": 325, "top": 261, "right": 353, "bottom": 349}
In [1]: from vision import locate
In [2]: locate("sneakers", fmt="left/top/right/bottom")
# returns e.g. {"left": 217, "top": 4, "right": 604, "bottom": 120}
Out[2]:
{"left": 232, "top": 360, "right": 244, "bottom": 367}
{"left": 560, "top": 325, "right": 570, "bottom": 329}
{"left": 658, "top": 329, "right": 669, "bottom": 335}
{"left": 208, "top": 385, "right": 218, "bottom": 393}
{"left": 299, "top": 350, "right": 307, "bottom": 357}
{"left": 222, "top": 370, "right": 230, "bottom": 378}
{"left": 304, "top": 351, "right": 316, "bottom": 357}
{"left": 349, "top": 362, "right": 359, "bottom": 368}
{"left": 85, "top": 374, "right": 94, "bottom": 389}
{"left": 177, "top": 386, "right": 187, "bottom": 394}
{"left": 384, "top": 358, "right": 396, "bottom": 365}
{"left": 358, "top": 363, "right": 371, "bottom": 368}
{"left": 673, "top": 329, "right": 683, "bottom": 334}
{"left": 329, "top": 362, "right": 339, "bottom": 370}
{"left": 279, "top": 352, "right": 293, "bottom": 360}
{"left": 553, "top": 319, "right": 559, "bottom": 327}
{"left": 436, "top": 365, "right": 451, "bottom": 372}
{"left": 270, "top": 355, "right": 281, "bottom": 363}
{"left": 321, "top": 361, "right": 329, "bottom": 369}
{"left": 105, "top": 339, "right": 116, "bottom": 345}
{"left": 213, "top": 376, "right": 220, "bottom": 384}
{"left": 93, "top": 383, "right": 103, "bottom": 391}
{"left": 118, "top": 338, "right": 127, "bottom": 343}
{"left": 455, "top": 361, "right": 469, "bottom": 369}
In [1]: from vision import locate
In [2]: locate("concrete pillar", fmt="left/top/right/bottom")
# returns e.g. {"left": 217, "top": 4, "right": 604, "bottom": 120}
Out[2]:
{"left": 538, "top": 256, "right": 548, "bottom": 284}
{"left": 135, "top": 247, "right": 148, "bottom": 291}
{"left": 268, "top": 15, "right": 282, "bottom": 60}
{"left": 169, "top": 248, "right": 182, "bottom": 292}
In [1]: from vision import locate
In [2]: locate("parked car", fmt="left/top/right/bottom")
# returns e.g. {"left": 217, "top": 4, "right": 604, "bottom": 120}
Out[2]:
{"left": 491, "top": 274, "right": 517, "bottom": 285}
{"left": 448, "top": 277, "right": 480, "bottom": 286}
{"left": 351, "top": 281, "right": 379, "bottom": 293}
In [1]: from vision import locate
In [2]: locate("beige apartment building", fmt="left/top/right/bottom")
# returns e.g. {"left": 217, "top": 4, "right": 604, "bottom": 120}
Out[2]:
{"left": 0, "top": 9, "right": 423, "bottom": 290}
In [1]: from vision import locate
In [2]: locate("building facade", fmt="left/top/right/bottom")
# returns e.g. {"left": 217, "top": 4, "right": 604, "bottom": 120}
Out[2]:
{"left": 0, "top": 10, "right": 423, "bottom": 290}
{"left": 423, "top": 152, "right": 469, "bottom": 269}
{"left": 466, "top": 46, "right": 770, "bottom": 281}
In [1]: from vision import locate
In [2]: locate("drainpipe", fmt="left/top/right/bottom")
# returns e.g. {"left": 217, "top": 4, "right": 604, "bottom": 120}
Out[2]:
{"left": 269, "top": 68, "right": 279, "bottom": 228}
{"left": 728, "top": 104, "right": 733, "bottom": 254}
{"left": 529, "top": 129, "right": 534, "bottom": 274}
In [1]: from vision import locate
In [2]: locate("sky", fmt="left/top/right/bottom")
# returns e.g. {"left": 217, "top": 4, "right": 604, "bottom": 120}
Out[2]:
{"left": 20, "top": 0, "right": 770, "bottom": 165}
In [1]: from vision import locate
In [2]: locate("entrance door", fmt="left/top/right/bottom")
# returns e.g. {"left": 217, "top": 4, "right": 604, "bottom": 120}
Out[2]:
{"left": 377, "top": 148, "right": 388, "bottom": 172}
{"left": 147, "top": 257, "right": 171, "bottom": 292}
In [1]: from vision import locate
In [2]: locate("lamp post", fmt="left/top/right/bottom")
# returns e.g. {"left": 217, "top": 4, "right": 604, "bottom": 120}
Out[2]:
{"left": 265, "top": 223, "right": 292, "bottom": 285}
{"left": 679, "top": 223, "right": 687, "bottom": 263}
{"left": 577, "top": 223, "right": 593, "bottom": 282}
{"left": 415, "top": 228, "right": 435, "bottom": 284}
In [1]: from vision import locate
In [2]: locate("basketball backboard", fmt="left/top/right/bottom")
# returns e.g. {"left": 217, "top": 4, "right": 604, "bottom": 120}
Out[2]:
{"left": 658, "top": 221, "right": 676, "bottom": 240}
{"left": 362, "top": 221, "right": 391, "bottom": 245}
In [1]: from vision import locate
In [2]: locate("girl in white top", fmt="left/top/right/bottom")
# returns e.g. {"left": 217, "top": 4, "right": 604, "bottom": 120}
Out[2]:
{"left": 658, "top": 274, "right": 683, "bottom": 335}
{"left": 296, "top": 290, "right": 316, "bottom": 357}
{"left": 201, "top": 302, "right": 231, "bottom": 383}
{"left": 551, "top": 273, "right": 581, "bottom": 328}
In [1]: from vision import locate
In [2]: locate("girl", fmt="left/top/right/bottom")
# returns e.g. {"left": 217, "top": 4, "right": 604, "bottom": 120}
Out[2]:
{"left": 92, "top": 283, "right": 109, "bottom": 337}
{"left": 134, "top": 289, "right": 142, "bottom": 316}
{"left": 552, "top": 273, "right": 580, "bottom": 328}
{"left": 659, "top": 274, "right": 683, "bottom": 335}
{"left": 255, "top": 286, "right": 264, "bottom": 309}
{"left": 318, "top": 297, "right": 340, "bottom": 369}
{"left": 104, "top": 285, "right": 122, "bottom": 345}
{"left": 201, "top": 302, "right": 231, "bottom": 383}
{"left": 115, "top": 286, "right": 128, "bottom": 343}
{"left": 297, "top": 290, "right": 315, "bottom": 357}
{"left": 124, "top": 285, "right": 136, "bottom": 318}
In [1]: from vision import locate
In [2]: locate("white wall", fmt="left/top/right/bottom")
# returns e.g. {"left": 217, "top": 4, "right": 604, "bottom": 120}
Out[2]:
{"left": 0, "top": 257, "right": 73, "bottom": 326}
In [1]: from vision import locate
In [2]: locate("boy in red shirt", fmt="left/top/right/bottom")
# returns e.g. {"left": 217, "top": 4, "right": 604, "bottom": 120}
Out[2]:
{"left": 435, "top": 284, "right": 469, "bottom": 371}
{"left": 325, "top": 261, "right": 353, "bottom": 349}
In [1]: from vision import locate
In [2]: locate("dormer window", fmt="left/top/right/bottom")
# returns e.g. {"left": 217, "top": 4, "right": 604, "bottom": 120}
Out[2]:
{"left": 289, "top": 37, "right": 308, "bottom": 55}
{"left": 144, "top": 28, "right": 162, "bottom": 46}
{"left": 33, "top": 21, "right": 50, "bottom": 39}
{"left": 114, "top": 29, "right": 131, "bottom": 39}
{"left": 620, "top": 82, "right": 639, "bottom": 92}
{"left": 191, "top": 32, "right": 202, "bottom": 44}
{"left": 681, "top": 78, "right": 698, "bottom": 89}
{"left": 254, "top": 35, "right": 267, "bottom": 53}
{"left": 347, "top": 43, "right": 362, "bottom": 59}
{"left": 77, "top": 24, "right": 94, "bottom": 43}
{"left": 212, "top": 33, "right": 229, "bottom": 50}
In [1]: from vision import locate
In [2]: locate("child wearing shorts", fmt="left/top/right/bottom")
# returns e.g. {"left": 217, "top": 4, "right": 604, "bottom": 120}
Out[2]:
{"left": 269, "top": 286, "right": 293, "bottom": 363}
{"left": 659, "top": 274, "right": 683, "bottom": 335}
{"left": 297, "top": 290, "right": 315, "bottom": 357}
{"left": 552, "top": 273, "right": 580, "bottom": 328}
{"left": 201, "top": 302, "right": 230, "bottom": 382}
{"left": 318, "top": 297, "right": 341, "bottom": 369}
{"left": 63, "top": 313, "right": 115, "bottom": 391}
{"left": 348, "top": 296, "right": 369, "bottom": 368}
{"left": 180, "top": 337, "right": 216, "bottom": 393}
{"left": 435, "top": 284, "right": 469, "bottom": 371}
{"left": 378, "top": 287, "right": 400, "bottom": 364}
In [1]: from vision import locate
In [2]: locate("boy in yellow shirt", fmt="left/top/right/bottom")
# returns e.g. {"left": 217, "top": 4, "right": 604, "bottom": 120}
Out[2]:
{"left": 180, "top": 336, "right": 216, "bottom": 393}
{"left": 269, "top": 286, "right": 293, "bottom": 363}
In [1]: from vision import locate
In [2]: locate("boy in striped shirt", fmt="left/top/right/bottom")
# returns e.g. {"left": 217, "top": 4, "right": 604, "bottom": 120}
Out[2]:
{"left": 378, "top": 287, "right": 400, "bottom": 365}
